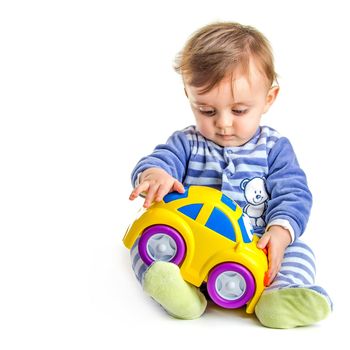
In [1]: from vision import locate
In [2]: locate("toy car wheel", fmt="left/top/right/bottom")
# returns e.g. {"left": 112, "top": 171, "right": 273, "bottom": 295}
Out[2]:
{"left": 207, "top": 262, "right": 255, "bottom": 309}
{"left": 138, "top": 225, "right": 186, "bottom": 266}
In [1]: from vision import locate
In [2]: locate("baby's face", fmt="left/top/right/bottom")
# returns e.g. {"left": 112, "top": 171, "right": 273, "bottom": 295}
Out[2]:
{"left": 185, "top": 62, "right": 278, "bottom": 147}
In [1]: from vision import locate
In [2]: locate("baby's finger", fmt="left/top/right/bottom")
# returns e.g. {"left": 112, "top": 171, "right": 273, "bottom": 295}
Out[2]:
{"left": 266, "top": 252, "right": 282, "bottom": 284}
{"left": 267, "top": 264, "right": 278, "bottom": 285}
{"left": 257, "top": 232, "right": 270, "bottom": 249}
{"left": 173, "top": 180, "right": 185, "bottom": 193}
{"left": 154, "top": 183, "right": 171, "bottom": 202}
{"left": 143, "top": 184, "right": 159, "bottom": 208}
{"left": 129, "top": 182, "right": 149, "bottom": 200}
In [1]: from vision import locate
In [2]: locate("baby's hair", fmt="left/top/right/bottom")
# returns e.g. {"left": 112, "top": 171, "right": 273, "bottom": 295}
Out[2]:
{"left": 174, "top": 22, "right": 277, "bottom": 94}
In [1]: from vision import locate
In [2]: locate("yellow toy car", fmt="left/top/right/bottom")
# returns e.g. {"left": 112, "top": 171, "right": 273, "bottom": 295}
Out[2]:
{"left": 123, "top": 185, "right": 268, "bottom": 313}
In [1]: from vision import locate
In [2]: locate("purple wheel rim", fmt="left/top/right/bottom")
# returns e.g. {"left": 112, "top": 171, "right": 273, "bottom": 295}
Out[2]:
{"left": 207, "top": 262, "right": 255, "bottom": 309}
{"left": 138, "top": 225, "right": 186, "bottom": 266}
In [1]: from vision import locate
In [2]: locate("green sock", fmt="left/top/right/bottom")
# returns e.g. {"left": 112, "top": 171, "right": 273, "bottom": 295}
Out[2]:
{"left": 255, "top": 287, "right": 331, "bottom": 329}
{"left": 143, "top": 261, "right": 207, "bottom": 320}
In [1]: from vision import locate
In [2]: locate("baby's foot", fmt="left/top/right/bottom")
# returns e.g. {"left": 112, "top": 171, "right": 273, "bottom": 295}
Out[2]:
{"left": 255, "top": 287, "right": 331, "bottom": 328}
{"left": 143, "top": 261, "right": 207, "bottom": 319}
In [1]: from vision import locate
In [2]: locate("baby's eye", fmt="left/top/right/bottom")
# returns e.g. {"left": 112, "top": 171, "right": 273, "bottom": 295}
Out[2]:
{"left": 199, "top": 107, "right": 216, "bottom": 117}
{"left": 232, "top": 109, "right": 247, "bottom": 116}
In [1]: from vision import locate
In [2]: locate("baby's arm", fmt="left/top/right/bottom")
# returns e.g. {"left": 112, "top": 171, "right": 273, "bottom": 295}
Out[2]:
{"left": 129, "top": 167, "right": 185, "bottom": 208}
{"left": 262, "top": 137, "right": 312, "bottom": 284}
{"left": 265, "top": 137, "right": 312, "bottom": 240}
{"left": 129, "top": 130, "right": 191, "bottom": 208}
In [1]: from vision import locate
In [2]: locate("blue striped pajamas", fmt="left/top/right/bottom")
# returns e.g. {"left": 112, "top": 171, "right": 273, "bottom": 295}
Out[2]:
{"left": 130, "top": 238, "right": 147, "bottom": 284}
{"left": 130, "top": 125, "right": 332, "bottom": 307}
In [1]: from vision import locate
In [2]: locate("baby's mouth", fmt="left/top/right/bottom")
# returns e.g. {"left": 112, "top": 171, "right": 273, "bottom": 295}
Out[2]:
{"left": 217, "top": 134, "right": 234, "bottom": 138}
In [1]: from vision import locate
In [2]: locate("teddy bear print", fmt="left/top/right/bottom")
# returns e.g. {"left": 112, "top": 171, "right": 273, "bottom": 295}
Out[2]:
{"left": 240, "top": 177, "right": 269, "bottom": 227}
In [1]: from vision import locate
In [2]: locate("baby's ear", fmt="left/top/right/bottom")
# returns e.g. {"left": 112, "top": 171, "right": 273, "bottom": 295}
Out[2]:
{"left": 263, "top": 86, "right": 279, "bottom": 113}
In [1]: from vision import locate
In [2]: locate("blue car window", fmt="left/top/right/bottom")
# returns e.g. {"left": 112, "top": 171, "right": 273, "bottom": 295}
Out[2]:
{"left": 163, "top": 187, "right": 189, "bottom": 203}
{"left": 178, "top": 203, "right": 203, "bottom": 220}
{"left": 205, "top": 207, "right": 236, "bottom": 241}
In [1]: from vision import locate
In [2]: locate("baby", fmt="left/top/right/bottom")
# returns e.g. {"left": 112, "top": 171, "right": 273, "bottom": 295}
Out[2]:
{"left": 128, "top": 22, "right": 332, "bottom": 328}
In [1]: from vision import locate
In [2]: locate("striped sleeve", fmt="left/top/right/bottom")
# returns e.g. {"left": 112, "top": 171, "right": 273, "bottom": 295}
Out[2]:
{"left": 131, "top": 130, "right": 191, "bottom": 187}
{"left": 265, "top": 137, "right": 313, "bottom": 239}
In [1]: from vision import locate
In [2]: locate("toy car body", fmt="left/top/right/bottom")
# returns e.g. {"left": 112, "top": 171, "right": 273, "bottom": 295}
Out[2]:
{"left": 123, "top": 185, "right": 268, "bottom": 313}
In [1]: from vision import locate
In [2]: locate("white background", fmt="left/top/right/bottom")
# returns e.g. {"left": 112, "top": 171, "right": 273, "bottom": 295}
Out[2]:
{"left": 1, "top": 0, "right": 349, "bottom": 348}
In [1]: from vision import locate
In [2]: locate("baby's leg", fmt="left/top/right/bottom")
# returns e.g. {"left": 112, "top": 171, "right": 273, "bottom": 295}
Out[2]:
{"left": 255, "top": 240, "right": 332, "bottom": 328}
{"left": 130, "top": 239, "right": 207, "bottom": 319}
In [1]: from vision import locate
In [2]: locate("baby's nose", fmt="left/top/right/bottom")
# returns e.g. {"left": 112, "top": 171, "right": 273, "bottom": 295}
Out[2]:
{"left": 216, "top": 112, "right": 233, "bottom": 128}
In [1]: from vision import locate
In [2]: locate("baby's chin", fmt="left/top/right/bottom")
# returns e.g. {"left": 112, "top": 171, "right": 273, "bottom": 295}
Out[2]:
{"left": 213, "top": 135, "right": 247, "bottom": 147}
{"left": 198, "top": 129, "right": 249, "bottom": 147}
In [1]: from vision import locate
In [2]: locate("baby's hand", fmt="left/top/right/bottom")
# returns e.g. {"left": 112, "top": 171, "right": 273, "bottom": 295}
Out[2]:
{"left": 129, "top": 168, "right": 185, "bottom": 208}
{"left": 257, "top": 225, "right": 291, "bottom": 286}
